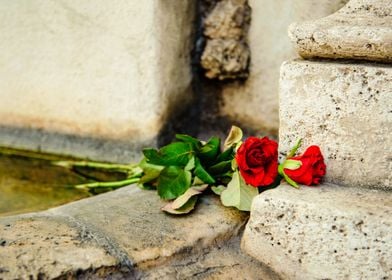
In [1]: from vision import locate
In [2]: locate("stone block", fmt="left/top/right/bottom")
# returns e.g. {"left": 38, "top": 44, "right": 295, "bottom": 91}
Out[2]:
{"left": 0, "top": 186, "right": 256, "bottom": 278}
{"left": 0, "top": 0, "right": 195, "bottom": 162}
{"left": 279, "top": 60, "right": 392, "bottom": 189}
{"left": 220, "top": 0, "right": 348, "bottom": 134}
{"left": 242, "top": 183, "right": 392, "bottom": 279}
{"left": 289, "top": 0, "right": 392, "bottom": 62}
{"left": 49, "top": 186, "right": 248, "bottom": 269}
{"left": 0, "top": 216, "right": 118, "bottom": 279}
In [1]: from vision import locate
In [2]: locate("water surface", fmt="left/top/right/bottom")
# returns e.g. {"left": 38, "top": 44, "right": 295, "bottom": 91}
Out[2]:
{"left": 0, "top": 148, "right": 91, "bottom": 217}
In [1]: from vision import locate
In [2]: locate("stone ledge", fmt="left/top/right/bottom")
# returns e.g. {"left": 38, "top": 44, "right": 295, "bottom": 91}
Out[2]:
{"left": 0, "top": 186, "right": 253, "bottom": 279}
{"left": 0, "top": 216, "right": 120, "bottom": 279}
{"left": 242, "top": 183, "right": 392, "bottom": 280}
{"left": 289, "top": 0, "right": 392, "bottom": 62}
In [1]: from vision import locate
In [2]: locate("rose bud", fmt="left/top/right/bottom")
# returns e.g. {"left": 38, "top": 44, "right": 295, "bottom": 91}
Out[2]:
{"left": 235, "top": 137, "right": 278, "bottom": 187}
{"left": 284, "top": 145, "right": 326, "bottom": 186}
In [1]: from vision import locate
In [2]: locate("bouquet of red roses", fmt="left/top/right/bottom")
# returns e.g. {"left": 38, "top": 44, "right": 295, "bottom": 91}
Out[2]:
{"left": 56, "top": 126, "right": 326, "bottom": 214}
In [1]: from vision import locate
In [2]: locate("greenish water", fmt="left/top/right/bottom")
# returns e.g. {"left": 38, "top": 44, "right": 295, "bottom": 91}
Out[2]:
{"left": 0, "top": 149, "right": 91, "bottom": 217}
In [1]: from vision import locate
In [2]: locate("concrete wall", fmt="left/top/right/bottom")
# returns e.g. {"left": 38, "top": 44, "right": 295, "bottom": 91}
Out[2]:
{"left": 0, "top": 0, "right": 195, "bottom": 162}
{"left": 219, "top": 0, "right": 348, "bottom": 135}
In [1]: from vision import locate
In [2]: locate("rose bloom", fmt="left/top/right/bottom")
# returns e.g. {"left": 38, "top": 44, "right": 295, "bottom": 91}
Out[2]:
{"left": 235, "top": 137, "right": 278, "bottom": 187}
{"left": 284, "top": 145, "right": 326, "bottom": 185}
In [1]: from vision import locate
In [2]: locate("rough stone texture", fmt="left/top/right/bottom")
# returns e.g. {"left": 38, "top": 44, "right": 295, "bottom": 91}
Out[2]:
{"left": 201, "top": 39, "right": 250, "bottom": 80}
{"left": 220, "top": 0, "right": 348, "bottom": 134}
{"left": 0, "top": 1, "right": 195, "bottom": 162}
{"left": 49, "top": 187, "right": 248, "bottom": 269}
{"left": 289, "top": 0, "right": 392, "bottom": 62}
{"left": 0, "top": 186, "right": 262, "bottom": 279}
{"left": 242, "top": 183, "right": 392, "bottom": 280}
{"left": 201, "top": 0, "right": 251, "bottom": 80}
{"left": 279, "top": 60, "right": 392, "bottom": 190}
{"left": 141, "top": 237, "right": 281, "bottom": 280}
{"left": 0, "top": 216, "right": 118, "bottom": 279}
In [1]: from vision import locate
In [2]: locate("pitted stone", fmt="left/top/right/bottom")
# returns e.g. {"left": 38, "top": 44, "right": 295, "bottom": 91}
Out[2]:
{"left": 289, "top": 0, "right": 392, "bottom": 62}
{"left": 0, "top": 216, "right": 118, "bottom": 279}
{"left": 242, "top": 183, "right": 392, "bottom": 280}
{"left": 279, "top": 59, "right": 392, "bottom": 190}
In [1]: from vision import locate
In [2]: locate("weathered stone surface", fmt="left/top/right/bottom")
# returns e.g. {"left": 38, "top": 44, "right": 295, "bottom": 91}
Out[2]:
{"left": 141, "top": 237, "right": 281, "bottom": 280}
{"left": 201, "top": 39, "right": 250, "bottom": 80}
{"left": 0, "top": 0, "right": 195, "bottom": 162}
{"left": 204, "top": 0, "right": 250, "bottom": 40}
{"left": 289, "top": 0, "right": 392, "bottom": 62}
{"left": 0, "top": 216, "right": 118, "bottom": 279}
{"left": 220, "top": 0, "right": 348, "bottom": 134}
{"left": 242, "top": 183, "right": 392, "bottom": 280}
{"left": 49, "top": 186, "right": 248, "bottom": 269}
{"left": 280, "top": 59, "right": 392, "bottom": 190}
{"left": 0, "top": 185, "right": 253, "bottom": 278}
{"left": 201, "top": 0, "right": 251, "bottom": 80}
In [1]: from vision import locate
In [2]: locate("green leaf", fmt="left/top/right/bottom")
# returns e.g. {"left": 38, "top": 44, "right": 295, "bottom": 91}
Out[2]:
{"left": 157, "top": 166, "right": 192, "bottom": 199}
{"left": 138, "top": 158, "right": 164, "bottom": 184}
{"left": 161, "top": 196, "right": 198, "bottom": 215}
{"left": 223, "top": 125, "right": 243, "bottom": 150}
{"left": 185, "top": 157, "right": 196, "bottom": 171}
{"left": 194, "top": 157, "right": 216, "bottom": 184}
{"left": 282, "top": 159, "right": 302, "bottom": 170}
{"left": 171, "top": 184, "right": 208, "bottom": 209}
{"left": 198, "top": 137, "right": 220, "bottom": 164}
{"left": 143, "top": 142, "right": 194, "bottom": 167}
{"left": 278, "top": 164, "right": 300, "bottom": 189}
{"left": 220, "top": 171, "right": 259, "bottom": 211}
{"left": 216, "top": 147, "right": 234, "bottom": 162}
{"left": 175, "top": 134, "right": 202, "bottom": 149}
{"left": 208, "top": 160, "right": 232, "bottom": 175}
{"left": 287, "top": 138, "right": 302, "bottom": 158}
{"left": 211, "top": 185, "right": 226, "bottom": 195}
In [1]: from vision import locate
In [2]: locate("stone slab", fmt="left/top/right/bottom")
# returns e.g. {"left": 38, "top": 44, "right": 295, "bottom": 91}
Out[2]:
{"left": 49, "top": 186, "right": 248, "bottom": 269}
{"left": 289, "top": 0, "right": 392, "bottom": 62}
{"left": 0, "top": 0, "right": 195, "bottom": 162}
{"left": 220, "top": 0, "right": 348, "bottom": 134}
{"left": 242, "top": 183, "right": 392, "bottom": 280}
{"left": 0, "top": 185, "right": 252, "bottom": 278}
{"left": 0, "top": 216, "right": 119, "bottom": 279}
{"left": 279, "top": 59, "right": 392, "bottom": 189}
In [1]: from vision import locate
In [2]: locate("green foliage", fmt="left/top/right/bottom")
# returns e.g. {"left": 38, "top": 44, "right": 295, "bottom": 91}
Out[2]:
{"left": 143, "top": 142, "right": 194, "bottom": 167}
{"left": 157, "top": 166, "right": 192, "bottom": 200}
{"left": 220, "top": 171, "right": 259, "bottom": 211}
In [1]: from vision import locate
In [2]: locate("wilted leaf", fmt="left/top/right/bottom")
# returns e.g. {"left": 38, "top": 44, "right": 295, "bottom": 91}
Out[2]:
{"left": 185, "top": 156, "right": 196, "bottom": 171}
{"left": 224, "top": 126, "right": 243, "bottom": 150}
{"left": 211, "top": 185, "right": 226, "bottom": 195}
{"left": 172, "top": 184, "right": 208, "bottom": 209}
{"left": 221, "top": 171, "right": 259, "bottom": 211}
{"left": 157, "top": 166, "right": 192, "bottom": 199}
{"left": 162, "top": 196, "right": 198, "bottom": 215}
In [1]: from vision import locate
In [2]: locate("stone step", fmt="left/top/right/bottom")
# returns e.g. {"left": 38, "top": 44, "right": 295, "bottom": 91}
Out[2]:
{"left": 241, "top": 182, "right": 392, "bottom": 280}
{"left": 289, "top": 0, "right": 392, "bottom": 62}
{"left": 0, "top": 186, "right": 279, "bottom": 279}
{"left": 279, "top": 59, "right": 392, "bottom": 190}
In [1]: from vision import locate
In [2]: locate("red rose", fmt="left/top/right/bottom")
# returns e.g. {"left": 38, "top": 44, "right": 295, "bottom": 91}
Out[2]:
{"left": 235, "top": 137, "right": 278, "bottom": 187}
{"left": 284, "top": 145, "right": 326, "bottom": 186}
